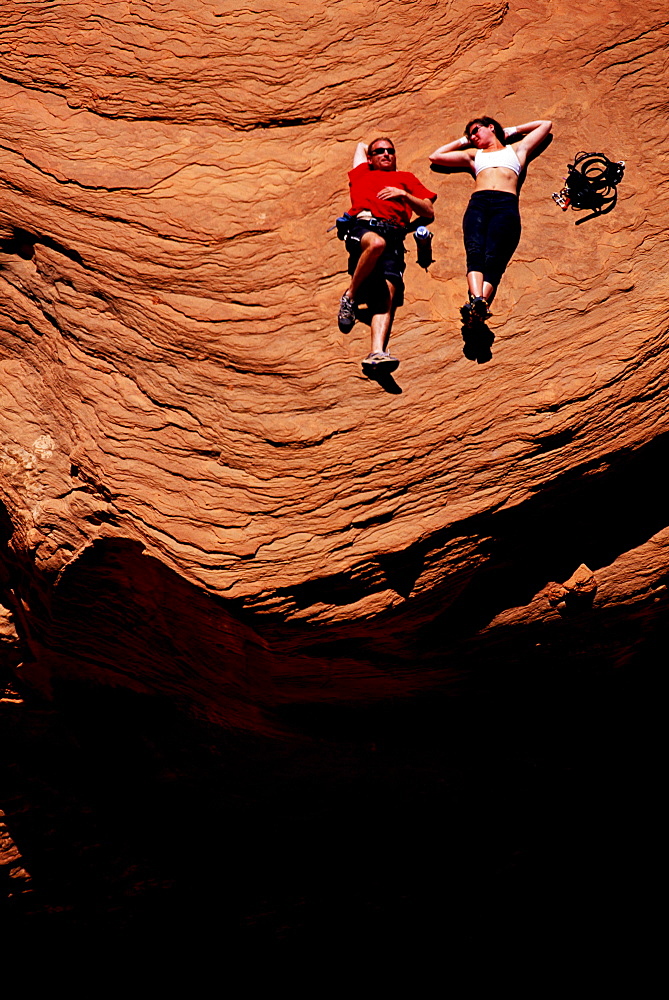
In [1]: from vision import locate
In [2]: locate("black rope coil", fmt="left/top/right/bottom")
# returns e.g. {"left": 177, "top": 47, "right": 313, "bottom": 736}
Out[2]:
{"left": 553, "top": 152, "right": 625, "bottom": 224}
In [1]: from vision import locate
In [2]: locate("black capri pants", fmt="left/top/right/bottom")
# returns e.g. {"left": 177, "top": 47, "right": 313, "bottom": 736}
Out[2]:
{"left": 462, "top": 190, "right": 521, "bottom": 288}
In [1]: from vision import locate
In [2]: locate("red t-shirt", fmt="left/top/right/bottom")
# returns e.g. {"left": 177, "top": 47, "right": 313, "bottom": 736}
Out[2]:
{"left": 348, "top": 162, "right": 436, "bottom": 226}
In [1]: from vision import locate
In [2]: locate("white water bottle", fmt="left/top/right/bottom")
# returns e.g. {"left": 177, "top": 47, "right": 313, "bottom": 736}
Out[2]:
{"left": 414, "top": 226, "right": 433, "bottom": 268}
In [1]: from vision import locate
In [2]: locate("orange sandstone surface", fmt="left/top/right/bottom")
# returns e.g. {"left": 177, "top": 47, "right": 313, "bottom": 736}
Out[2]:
{"left": 1, "top": 1, "right": 668, "bottom": 732}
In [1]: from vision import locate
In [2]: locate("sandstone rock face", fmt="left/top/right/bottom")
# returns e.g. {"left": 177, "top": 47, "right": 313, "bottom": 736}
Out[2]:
{"left": 1, "top": 1, "right": 668, "bottom": 732}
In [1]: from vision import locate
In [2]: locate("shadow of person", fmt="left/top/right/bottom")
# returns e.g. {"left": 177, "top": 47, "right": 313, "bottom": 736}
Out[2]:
{"left": 362, "top": 363, "right": 403, "bottom": 394}
{"left": 429, "top": 162, "right": 460, "bottom": 175}
{"left": 462, "top": 320, "right": 494, "bottom": 364}
{"left": 354, "top": 305, "right": 373, "bottom": 327}
{"left": 525, "top": 131, "right": 553, "bottom": 164}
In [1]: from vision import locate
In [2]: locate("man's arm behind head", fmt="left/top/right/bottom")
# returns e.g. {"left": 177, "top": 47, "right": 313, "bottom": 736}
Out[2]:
{"left": 352, "top": 142, "right": 368, "bottom": 168}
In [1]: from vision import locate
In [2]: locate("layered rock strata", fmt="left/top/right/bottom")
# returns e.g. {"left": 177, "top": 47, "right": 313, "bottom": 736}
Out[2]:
{"left": 1, "top": 1, "right": 668, "bottom": 732}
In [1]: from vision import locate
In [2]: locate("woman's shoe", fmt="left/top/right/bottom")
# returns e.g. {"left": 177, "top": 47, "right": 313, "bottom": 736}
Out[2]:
{"left": 460, "top": 300, "right": 474, "bottom": 326}
{"left": 471, "top": 296, "right": 490, "bottom": 321}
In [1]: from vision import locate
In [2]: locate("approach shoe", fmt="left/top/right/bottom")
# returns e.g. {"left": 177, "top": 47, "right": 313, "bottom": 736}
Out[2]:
{"left": 460, "top": 300, "right": 474, "bottom": 327}
{"left": 338, "top": 293, "right": 356, "bottom": 332}
{"left": 471, "top": 296, "right": 490, "bottom": 322}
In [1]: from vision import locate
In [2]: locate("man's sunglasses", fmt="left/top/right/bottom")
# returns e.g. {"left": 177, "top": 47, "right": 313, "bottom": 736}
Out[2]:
{"left": 370, "top": 147, "right": 395, "bottom": 155}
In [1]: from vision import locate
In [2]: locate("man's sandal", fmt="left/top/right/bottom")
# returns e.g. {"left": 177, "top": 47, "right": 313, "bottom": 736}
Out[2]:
{"left": 361, "top": 351, "right": 400, "bottom": 373}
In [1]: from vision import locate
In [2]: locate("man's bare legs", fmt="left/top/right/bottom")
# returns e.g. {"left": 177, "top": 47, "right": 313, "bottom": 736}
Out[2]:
{"left": 345, "top": 231, "right": 387, "bottom": 301}
{"left": 369, "top": 279, "right": 397, "bottom": 356}
{"left": 339, "top": 231, "right": 389, "bottom": 334}
{"left": 340, "top": 232, "right": 400, "bottom": 368}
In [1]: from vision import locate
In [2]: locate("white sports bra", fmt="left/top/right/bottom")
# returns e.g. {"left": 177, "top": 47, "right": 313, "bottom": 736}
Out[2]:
{"left": 474, "top": 145, "right": 521, "bottom": 177}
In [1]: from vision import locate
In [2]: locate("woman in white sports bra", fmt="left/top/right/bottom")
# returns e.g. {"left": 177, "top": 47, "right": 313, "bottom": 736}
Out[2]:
{"left": 429, "top": 116, "right": 552, "bottom": 324}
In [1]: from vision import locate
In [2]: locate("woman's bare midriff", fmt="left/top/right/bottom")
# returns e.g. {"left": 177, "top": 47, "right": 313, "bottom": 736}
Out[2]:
{"left": 474, "top": 167, "right": 519, "bottom": 194}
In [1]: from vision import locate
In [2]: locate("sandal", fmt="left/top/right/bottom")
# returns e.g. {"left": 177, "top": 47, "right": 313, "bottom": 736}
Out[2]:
{"left": 361, "top": 351, "right": 400, "bottom": 372}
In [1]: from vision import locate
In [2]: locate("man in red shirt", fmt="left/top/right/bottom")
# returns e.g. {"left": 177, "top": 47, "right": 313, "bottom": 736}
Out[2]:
{"left": 338, "top": 138, "right": 437, "bottom": 372}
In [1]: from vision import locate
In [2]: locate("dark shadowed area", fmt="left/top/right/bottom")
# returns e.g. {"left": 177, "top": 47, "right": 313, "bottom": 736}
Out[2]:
{"left": 1, "top": 636, "right": 656, "bottom": 952}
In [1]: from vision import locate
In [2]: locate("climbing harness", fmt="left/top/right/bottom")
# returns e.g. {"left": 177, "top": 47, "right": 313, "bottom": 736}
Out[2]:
{"left": 329, "top": 213, "right": 407, "bottom": 240}
{"left": 552, "top": 152, "right": 625, "bottom": 224}
{"left": 329, "top": 214, "right": 434, "bottom": 269}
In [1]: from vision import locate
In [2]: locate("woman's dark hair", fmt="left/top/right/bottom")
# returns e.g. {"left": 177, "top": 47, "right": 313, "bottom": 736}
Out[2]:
{"left": 465, "top": 116, "right": 506, "bottom": 143}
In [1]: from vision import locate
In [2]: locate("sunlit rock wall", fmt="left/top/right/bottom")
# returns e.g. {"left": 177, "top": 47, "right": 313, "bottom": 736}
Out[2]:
{"left": 1, "top": 1, "right": 668, "bottom": 731}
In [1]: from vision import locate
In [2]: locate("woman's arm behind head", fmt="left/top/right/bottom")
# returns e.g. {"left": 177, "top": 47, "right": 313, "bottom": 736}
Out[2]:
{"left": 429, "top": 135, "right": 475, "bottom": 171}
{"left": 514, "top": 120, "right": 553, "bottom": 160}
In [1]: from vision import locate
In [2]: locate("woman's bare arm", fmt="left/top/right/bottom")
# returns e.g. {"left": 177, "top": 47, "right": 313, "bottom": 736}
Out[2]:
{"left": 429, "top": 135, "right": 474, "bottom": 169}
{"left": 512, "top": 120, "right": 553, "bottom": 158}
